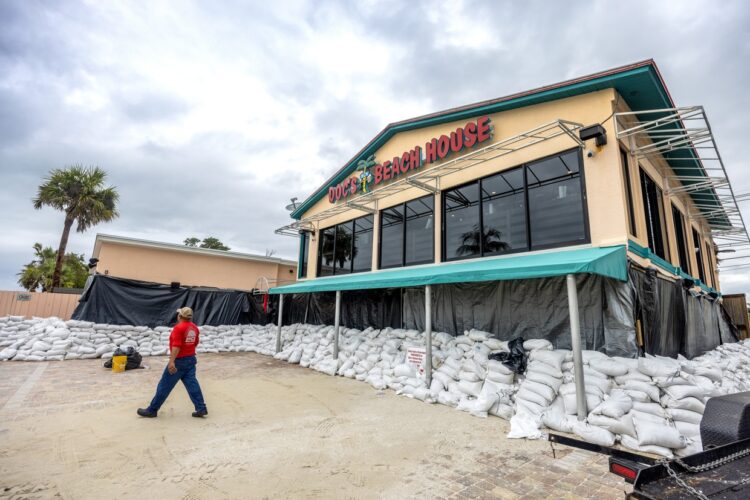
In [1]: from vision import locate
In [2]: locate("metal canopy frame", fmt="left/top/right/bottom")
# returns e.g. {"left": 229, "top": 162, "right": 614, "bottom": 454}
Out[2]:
{"left": 614, "top": 107, "right": 750, "bottom": 255}
{"left": 276, "top": 119, "right": 584, "bottom": 235}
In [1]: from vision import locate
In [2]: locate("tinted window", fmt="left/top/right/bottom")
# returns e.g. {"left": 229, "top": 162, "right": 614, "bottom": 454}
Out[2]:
{"left": 482, "top": 167, "right": 526, "bottom": 254}
{"left": 318, "top": 227, "right": 335, "bottom": 276}
{"left": 405, "top": 196, "right": 434, "bottom": 265}
{"left": 352, "top": 215, "right": 373, "bottom": 272}
{"left": 621, "top": 148, "right": 637, "bottom": 237}
{"left": 527, "top": 151, "right": 586, "bottom": 247}
{"left": 672, "top": 205, "right": 690, "bottom": 273}
{"left": 334, "top": 222, "right": 352, "bottom": 274}
{"left": 692, "top": 227, "right": 706, "bottom": 283}
{"left": 380, "top": 205, "right": 404, "bottom": 268}
{"left": 299, "top": 232, "right": 309, "bottom": 279}
{"left": 640, "top": 168, "right": 668, "bottom": 260}
{"left": 444, "top": 183, "right": 481, "bottom": 259}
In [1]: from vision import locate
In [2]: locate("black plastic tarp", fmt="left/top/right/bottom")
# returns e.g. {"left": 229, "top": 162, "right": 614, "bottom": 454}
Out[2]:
{"left": 400, "top": 274, "right": 638, "bottom": 357}
{"left": 72, "top": 275, "right": 252, "bottom": 327}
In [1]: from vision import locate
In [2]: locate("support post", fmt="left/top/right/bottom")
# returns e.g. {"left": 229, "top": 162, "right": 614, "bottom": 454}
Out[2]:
{"left": 275, "top": 294, "right": 284, "bottom": 354}
{"left": 425, "top": 285, "right": 433, "bottom": 385}
{"left": 333, "top": 290, "right": 341, "bottom": 360}
{"left": 566, "top": 274, "right": 587, "bottom": 420}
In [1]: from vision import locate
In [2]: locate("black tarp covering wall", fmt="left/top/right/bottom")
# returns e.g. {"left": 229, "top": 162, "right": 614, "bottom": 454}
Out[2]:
{"left": 72, "top": 275, "right": 252, "bottom": 327}
{"left": 253, "top": 290, "right": 402, "bottom": 330}
{"left": 628, "top": 265, "right": 738, "bottom": 358}
{"left": 401, "top": 274, "right": 638, "bottom": 357}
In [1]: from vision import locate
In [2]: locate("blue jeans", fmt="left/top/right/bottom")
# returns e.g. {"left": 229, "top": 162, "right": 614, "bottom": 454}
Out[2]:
{"left": 148, "top": 356, "right": 207, "bottom": 413}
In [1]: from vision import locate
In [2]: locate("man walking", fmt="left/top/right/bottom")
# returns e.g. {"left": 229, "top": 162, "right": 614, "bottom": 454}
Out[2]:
{"left": 137, "top": 307, "right": 208, "bottom": 418}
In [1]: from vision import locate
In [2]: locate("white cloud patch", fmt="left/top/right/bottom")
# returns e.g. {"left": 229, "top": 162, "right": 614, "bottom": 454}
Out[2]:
{"left": 0, "top": 0, "right": 749, "bottom": 296}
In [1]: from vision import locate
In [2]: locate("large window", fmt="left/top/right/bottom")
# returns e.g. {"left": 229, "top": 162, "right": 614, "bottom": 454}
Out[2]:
{"left": 692, "top": 227, "right": 706, "bottom": 284}
{"left": 620, "top": 148, "right": 637, "bottom": 237}
{"left": 671, "top": 204, "right": 690, "bottom": 274}
{"left": 442, "top": 149, "right": 588, "bottom": 261}
{"left": 298, "top": 232, "right": 309, "bottom": 279}
{"left": 380, "top": 195, "right": 435, "bottom": 268}
{"left": 317, "top": 214, "right": 373, "bottom": 276}
{"left": 640, "top": 168, "right": 669, "bottom": 260}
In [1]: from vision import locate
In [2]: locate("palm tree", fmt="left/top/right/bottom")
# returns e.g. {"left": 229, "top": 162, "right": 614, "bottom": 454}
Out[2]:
{"left": 33, "top": 166, "right": 119, "bottom": 289}
{"left": 456, "top": 224, "right": 510, "bottom": 256}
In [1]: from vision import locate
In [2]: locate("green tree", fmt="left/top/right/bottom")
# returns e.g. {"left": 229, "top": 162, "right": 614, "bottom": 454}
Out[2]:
{"left": 184, "top": 236, "right": 230, "bottom": 251}
{"left": 456, "top": 224, "right": 510, "bottom": 256}
{"left": 33, "top": 165, "right": 119, "bottom": 289}
{"left": 17, "top": 243, "right": 89, "bottom": 291}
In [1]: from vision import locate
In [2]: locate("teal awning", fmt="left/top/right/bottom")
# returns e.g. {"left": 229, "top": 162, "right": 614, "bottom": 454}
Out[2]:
{"left": 269, "top": 245, "right": 627, "bottom": 295}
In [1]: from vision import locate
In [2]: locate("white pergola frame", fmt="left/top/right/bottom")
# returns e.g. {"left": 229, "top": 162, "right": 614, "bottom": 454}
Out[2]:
{"left": 276, "top": 119, "right": 585, "bottom": 236}
{"left": 614, "top": 107, "right": 750, "bottom": 258}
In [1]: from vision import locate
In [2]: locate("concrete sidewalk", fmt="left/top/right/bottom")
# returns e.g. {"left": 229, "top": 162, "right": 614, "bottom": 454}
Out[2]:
{"left": 0, "top": 353, "right": 627, "bottom": 499}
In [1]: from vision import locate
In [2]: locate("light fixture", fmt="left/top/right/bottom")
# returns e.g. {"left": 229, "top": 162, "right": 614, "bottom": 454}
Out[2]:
{"left": 579, "top": 124, "right": 607, "bottom": 147}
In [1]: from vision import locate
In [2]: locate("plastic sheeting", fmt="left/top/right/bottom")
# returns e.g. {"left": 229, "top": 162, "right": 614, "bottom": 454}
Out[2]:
{"left": 401, "top": 274, "right": 638, "bottom": 357}
{"left": 72, "top": 275, "right": 252, "bottom": 327}
{"left": 628, "top": 264, "right": 738, "bottom": 358}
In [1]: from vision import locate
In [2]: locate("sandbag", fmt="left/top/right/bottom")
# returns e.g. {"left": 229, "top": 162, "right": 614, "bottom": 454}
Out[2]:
{"left": 633, "top": 415, "right": 686, "bottom": 449}
{"left": 572, "top": 421, "right": 615, "bottom": 447}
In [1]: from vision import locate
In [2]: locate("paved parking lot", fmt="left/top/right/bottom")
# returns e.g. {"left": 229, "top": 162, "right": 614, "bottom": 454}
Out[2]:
{"left": 0, "top": 353, "right": 628, "bottom": 499}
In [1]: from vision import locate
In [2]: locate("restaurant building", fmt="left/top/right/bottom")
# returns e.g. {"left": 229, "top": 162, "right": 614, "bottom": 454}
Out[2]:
{"left": 270, "top": 60, "right": 745, "bottom": 365}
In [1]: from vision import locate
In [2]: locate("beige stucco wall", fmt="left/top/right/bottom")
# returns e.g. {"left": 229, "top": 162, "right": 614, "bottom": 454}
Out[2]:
{"left": 96, "top": 242, "right": 296, "bottom": 291}
{"left": 297, "top": 88, "right": 720, "bottom": 290}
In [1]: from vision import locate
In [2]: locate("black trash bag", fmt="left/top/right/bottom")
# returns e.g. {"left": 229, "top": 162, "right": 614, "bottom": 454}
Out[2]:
{"left": 488, "top": 337, "right": 527, "bottom": 374}
{"left": 103, "top": 346, "right": 143, "bottom": 370}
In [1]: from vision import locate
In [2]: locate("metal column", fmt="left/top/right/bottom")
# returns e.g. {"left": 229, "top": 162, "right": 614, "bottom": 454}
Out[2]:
{"left": 333, "top": 290, "right": 341, "bottom": 360}
{"left": 566, "top": 274, "right": 587, "bottom": 420}
{"left": 425, "top": 284, "right": 433, "bottom": 385}
{"left": 275, "top": 294, "right": 284, "bottom": 354}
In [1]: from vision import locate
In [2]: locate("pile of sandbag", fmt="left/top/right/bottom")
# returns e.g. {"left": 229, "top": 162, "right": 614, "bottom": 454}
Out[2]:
{"left": 4, "top": 315, "right": 750, "bottom": 459}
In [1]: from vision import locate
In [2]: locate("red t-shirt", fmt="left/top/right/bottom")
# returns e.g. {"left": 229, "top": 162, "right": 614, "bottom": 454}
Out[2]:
{"left": 169, "top": 321, "right": 200, "bottom": 358}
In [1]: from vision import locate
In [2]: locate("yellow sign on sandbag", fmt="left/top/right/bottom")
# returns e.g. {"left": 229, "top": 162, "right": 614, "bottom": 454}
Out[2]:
{"left": 112, "top": 355, "right": 127, "bottom": 373}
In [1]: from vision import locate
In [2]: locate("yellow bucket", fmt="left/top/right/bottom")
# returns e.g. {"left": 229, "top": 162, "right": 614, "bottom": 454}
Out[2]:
{"left": 112, "top": 355, "right": 127, "bottom": 373}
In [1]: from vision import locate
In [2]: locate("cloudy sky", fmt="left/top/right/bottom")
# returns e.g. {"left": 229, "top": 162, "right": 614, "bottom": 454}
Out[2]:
{"left": 1, "top": 0, "right": 749, "bottom": 293}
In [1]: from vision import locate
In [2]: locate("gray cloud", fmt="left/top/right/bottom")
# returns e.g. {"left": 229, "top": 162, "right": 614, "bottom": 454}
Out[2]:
{"left": 1, "top": 0, "right": 749, "bottom": 295}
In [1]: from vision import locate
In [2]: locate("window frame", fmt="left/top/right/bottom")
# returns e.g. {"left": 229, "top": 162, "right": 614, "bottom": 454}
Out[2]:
{"left": 441, "top": 147, "right": 590, "bottom": 262}
{"left": 620, "top": 147, "right": 637, "bottom": 237}
{"left": 639, "top": 167, "right": 670, "bottom": 261}
{"left": 379, "top": 194, "right": 435, "bottom": 270}
{"left": 692, "top": 226, "right": 707, "bottom": 284}
{"left": 671, "top": 204, "right": 690, "bottom": 274}
{"left": 298, "top": 231, "right": 309, "bottom": 279}
{"left": 317, "top": 214, "right": 374, "bottom": 276}
{"left": 705, "top": 240, "right": 716, "bottom": 288}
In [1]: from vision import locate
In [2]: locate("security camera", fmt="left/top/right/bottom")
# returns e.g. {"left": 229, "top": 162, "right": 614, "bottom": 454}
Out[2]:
{"left": 586, "top": 149, "right": 596, "bottom": 158}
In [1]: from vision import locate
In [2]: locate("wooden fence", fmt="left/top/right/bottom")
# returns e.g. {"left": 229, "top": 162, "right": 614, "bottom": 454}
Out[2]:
{"left": 0, "top": 291, "right": 81, "bottom": 320}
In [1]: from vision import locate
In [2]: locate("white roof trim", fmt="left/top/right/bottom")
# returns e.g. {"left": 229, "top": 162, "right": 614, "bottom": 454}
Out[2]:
{"left": 92, "top": 233, "right": 297, "bottom": 266}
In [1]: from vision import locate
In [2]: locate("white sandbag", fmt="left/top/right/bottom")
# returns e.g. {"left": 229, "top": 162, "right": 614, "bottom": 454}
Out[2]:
{"left": 638, "top": 357, "right": 680, "bottom": 378}
{"left": 587, "top": 413, "right": 636, "bottom": 438}
{"left": 507, "top": 412, "right": 542, "bottom": 439}
{"left": 589, "top": 357, "right": 629, "bottom": 377}
{"left": 669, "top": 408, "right": 703, "bottom": 425}
{"left": 674, "top": 421, "right": 701, "bottom": 439}
{"left": 572, "top": 421, "right": 615, "bottom": 447}
{"left": 486, "top": 371, "right": 515, "bottom": 385}
{"left": 457, "top": 380, "right": 482, "bottom": 397}
{"left": 660, "top": 395, "right": 705, "bottom": 414}
{"left": 592, "top": 390, "right": 632, "bottom": 419}
{"left": 516, "top": 387, "right": 550, "bottom": 407}
{"left": 394, "top": 363, "right": 415, "bottom": 378}
{"left": 624, "top": 389, "right": 651, "bottom": 403}
{"left": 484, "top": 338, "right": 508, "bottom": 351}
{"left": 620, "top": 435, "right": 673, "bottom": 458}
{"left": 615, "top": 371, "right": 652, "bottom": 385}
{"left": 523, "top": 339, "right": 552, "bottom": 351}
{"left": 456, "top": 396, "right": 475, "bottom": 412}
{"left": 528, "top": 349, "right": 567, "bottom": 371}
{"left": 541, "top": 409, "right": 575, "bottom": 433}
{"left": 663, "top": 384, "right": 706, "bottom": 401}
{"left": 526, "top": 360, "right": 562, "bottom": 378}
{"left": 486, "top": 359, "right": 513, "bottom": 375}
{"left": 632, "top": 401, "right": 668, "bottom": 418}
{"left": 458, "top": 370, "right": 481, "bottom": 382}
{"left": 633, "top": 414, "right": 686, "bottom": 449}
{"left": 675, "top": 440, "right": 703, "bottom": 458}
{"left": 516, "top": 398, "right": 546, "bottom": 416}
{"left": 693, "top": 365, "right": 722, "bottom": 383}
{"left": 467, "top": 329, "right": 490, "bottom": 342}
{"left": 525, "top": 370, "right": 563, "bottom": 391}
{"left": 433, "top": 371, "right": 455, "bottom": 388}
{"left": 489, "top": 402, "right": 514, "bottom": 419}
{"left": 437, "top": 391, "right": 459, "bottom": 407}
{"left": 622, "top": 380, "right": 660, "bottom": 402}
{"left": 520, "top": 380, "right": 556, "bottom": 402}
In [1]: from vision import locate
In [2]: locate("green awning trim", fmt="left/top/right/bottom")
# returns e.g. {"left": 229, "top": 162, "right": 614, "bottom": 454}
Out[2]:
{"left": 627, "top": 239, "right": 720, "bottom": 296}
{"left": 269, "top": 245, "right": 627, "bottom": 295}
